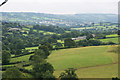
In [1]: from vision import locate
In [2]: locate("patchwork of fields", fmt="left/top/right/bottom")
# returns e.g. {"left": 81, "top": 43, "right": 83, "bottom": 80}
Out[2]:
{"left": 99, "top": 34, "right": 119, "bottom": 44}
{"left": 3, "top": 27, "right": 119, "bottom": 78}
{"left": 4, "top": 45, "right": 118, "bottom": 78}
{"left": 71, "top": 25, "right": 117, "bottom": 31}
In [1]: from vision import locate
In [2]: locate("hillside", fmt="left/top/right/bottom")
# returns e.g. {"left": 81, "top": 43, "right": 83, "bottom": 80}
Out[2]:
{"left": 1, "top": 12, "right": 118, "bottom": 27}
{"left": 6, "top": 45, "right": 118, "bottom": 78}
{"left": 47, "top": 45, "right": 118, "bottom": 78}
{"left": 2, "top": 22, "right": 118, "bottom": 78}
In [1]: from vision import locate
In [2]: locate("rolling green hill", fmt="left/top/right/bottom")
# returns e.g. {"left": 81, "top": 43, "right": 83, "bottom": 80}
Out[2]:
{"left": 47, "top": 45, "right": 118, "bottom": 78}
{"left": 1, "top": 12, "right": 117, "bottom": 27}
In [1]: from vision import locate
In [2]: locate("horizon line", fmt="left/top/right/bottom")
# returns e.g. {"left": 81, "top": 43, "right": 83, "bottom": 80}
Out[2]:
{"left": 0, "top": 11, "right": 118, "bottom": 15}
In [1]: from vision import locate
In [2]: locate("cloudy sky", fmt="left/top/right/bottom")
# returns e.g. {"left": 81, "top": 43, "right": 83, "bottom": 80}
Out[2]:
{"left": 0, "top": 0, "right": 119, "bottom": 14}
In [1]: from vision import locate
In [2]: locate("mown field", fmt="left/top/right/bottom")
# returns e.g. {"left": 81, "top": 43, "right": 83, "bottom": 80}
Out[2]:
{"left": 54, "top": 63, "right": 118, "bottom": 78}
{"left": 10, "top": 54, "right": 34, "bottom": 63}
{"left": 99, "top": 34, "right": 119, "bottom": 44}
{"left": 47, "top": 45, "right": 118, "bottom": 78}
{"left": 106, "top": 34, "right": 118, "bottom": 38}
{"left": 99, "top": 37, "right": 118, "bottom": 44}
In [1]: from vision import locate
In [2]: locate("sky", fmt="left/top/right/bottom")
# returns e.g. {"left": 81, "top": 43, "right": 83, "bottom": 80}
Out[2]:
{"left": 0, "top": 0, "right": 119, "bottom": 14}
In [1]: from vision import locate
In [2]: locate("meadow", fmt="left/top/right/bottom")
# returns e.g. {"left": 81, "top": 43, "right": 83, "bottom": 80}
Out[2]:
{"left": 47, "top": 45, "right": 118, "bottom": 78}
{"left": 98, "top": 34, "right": 118, "bottom": 44}
{"left": 10, "top": 54, "right": 34, "bottom": 63}
{"left": 54, "top": 64, "right": 118, "bottom": 78}
{"left": 106, "top": 34, "right": 118, "bottom": 38}
{"left": 99, "top": 37, "right": 118, "bottom": 44}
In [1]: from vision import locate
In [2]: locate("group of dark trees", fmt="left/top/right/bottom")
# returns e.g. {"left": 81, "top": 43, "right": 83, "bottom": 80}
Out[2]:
{"left": 33, "top": 25, "right": 68, "bottom": 34}
{"left": 29, "top": 43, "right": 55, "bottom": 79}
{"left": 2, "top": 43, "right": 55, "bottom": 79}
{"left": 63, "top": 38, "right": 115, "bottom": 48}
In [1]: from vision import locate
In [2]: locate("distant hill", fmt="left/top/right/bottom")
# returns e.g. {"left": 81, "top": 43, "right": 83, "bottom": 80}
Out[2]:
{"left": 1, "top": 12, "right": 118, "bottom": 27}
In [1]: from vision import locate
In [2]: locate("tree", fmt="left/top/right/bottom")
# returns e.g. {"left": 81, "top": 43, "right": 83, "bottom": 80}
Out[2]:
{"left": 47, "top": 38, "right": 57, "bottom": 43}
{"left": 41, "top": 42, "right": 53, "bottom": 50}
{"left": 55, "top": 42, "right": 63, "bottom": 48}
{"left": 2, "top": 50, "right": 11, "bottom": 65}
{"left": 31, "top": 55, "right": 55, "bottom": 79}
{"left": 2, "top": 67, "right": 23, "bottom": 78}
{"left": 14, "top": 49, "right": 22, "bottom": 55}
{"left": 35, "top": 49, "right": 47, "bottom": 59}
{"left": 86, "top": 34, "right": 93, "bottom": 40}
{"left": 118, "top": 30, "right": 120, "bottom": 35}
{"left": 59, "top": 68, "right": 78, "bottom": 80}
{"left": 51, "top": 34, "right": 60, "bottom": 39}
{"left": 39, "top": 43, "right": 53, "bottom": 57}
{"left": 64, "top": 38, "right": 77, "bottom": 48}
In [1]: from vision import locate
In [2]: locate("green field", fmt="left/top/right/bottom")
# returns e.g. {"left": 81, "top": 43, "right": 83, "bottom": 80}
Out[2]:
{"left": 39, "top": 30, "right": 44, "bottom": 33}
{"left": 47, "top": 45, "right": 118, "bottom": 78}
{"left": 25, "top": 46, "right": 39, "bottom": 52}
{"left": 26, "top": 25, "right": 33, "bottom": 28}
{"left": 25, "top": 46, "right": 39, "bottom": 50}
{"left": 57, "top": 40, "right": 64, "bottom": 43}
{"left": 54, "top": 64, "right": 118, "bottom": 78}
{"left": 99, "top": 37, "right": 118, "bottom": 44}
{"left": 106, "top": 34, "right": 118, "bottom": 38}
{"left": 22, "top": 28, "right": 30, "bottom": 31}
{"left": 65, "top": 31, "right": 71, "bottom": 33}
{"left": 71, "top": 25, "right": 117, "bottom": 31}
{"left": 43, "top": 32, "right": 55, "bottom": 35}
{"left": 10, "top": 54, "right": 34, "bottom": 63}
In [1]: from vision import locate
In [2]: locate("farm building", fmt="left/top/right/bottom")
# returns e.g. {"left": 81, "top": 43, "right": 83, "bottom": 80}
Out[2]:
{"left": 8, "top": 28, "right": 21, "bottom": 31}
{"left": 72, "top": 36, "right": 87, "bottom": 40}
{"left": 92, "top": 34, "right": 96, "bottom": 37}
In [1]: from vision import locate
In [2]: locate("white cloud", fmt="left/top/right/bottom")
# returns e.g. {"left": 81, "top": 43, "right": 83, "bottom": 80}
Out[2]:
{"left": 0, "top": 0, "right": 119, "bottom": 14}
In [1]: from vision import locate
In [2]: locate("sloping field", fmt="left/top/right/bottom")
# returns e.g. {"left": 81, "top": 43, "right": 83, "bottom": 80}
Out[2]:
{"left": 47, "top": 45, "right": 118, "bottom": 78}
{"left": 10, "top": 54, "right": 34, "bottom": 63}
{"left": 106, "top": 34, "right": 118, "bottom": 38}
{"left": 99, "top": 37, "right": 118, "bottom": 44}
{"left": 54, "top": 63, "right": 118, "bottom": 78}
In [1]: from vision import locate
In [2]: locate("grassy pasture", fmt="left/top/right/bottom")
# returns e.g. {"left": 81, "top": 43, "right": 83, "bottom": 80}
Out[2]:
{"left": 99, "top": 37, "right": 118, "bottom": 44}
{"left": 106, "top": 34, "right": 118, "bottom": 38}
{"left": 26, "top": 25, "right": 33, "bottom": 28}
{"left": 54, "top": 64, "right": 118, "bottom": 78}
{"left": 25, "top": 46, "right": 39, "bottom": 52}
{"left": 43, "top": 32, "right": 55, "bottom": 35}
{"left": 10, "top": 54, "right": 34, "bottom": 63}
{"left": 33, "top": 29, "right": 37, "bottom": 32}
{"left": 47, "top": 45, "right": 118, "bottom": 78}
{"left": 48, "top": 46, "right": 114, "bottom": 70}
{"left": 22, "top": 28, "right": 30, "bottom": 31}
{"left": 39, "top": 30, "right": 44, "bottom": 33}
{"left": 65, "top": 31, "right": 71, "bottom": 33}
{"left": 23, "top": 34, "right": 28, "bottom": 36}
{"left": 25, "top": 46, "right": 38, "bottom": 50}
{"left": 57, "top": 40, "right": 64, "bottom": 43}
{"left": 71, "top": 27, "right": 93, "bottom": 30}
{"left": 71, "top": 25, "right": 117, "bottom": 31}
